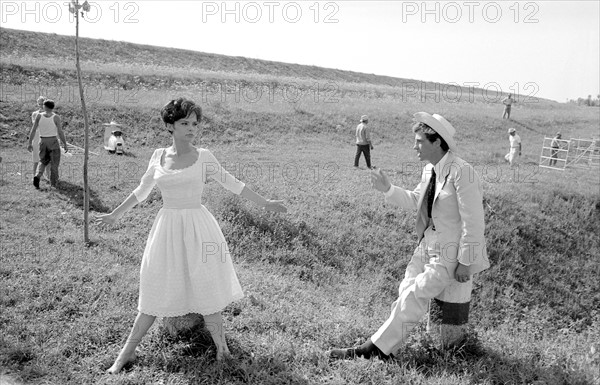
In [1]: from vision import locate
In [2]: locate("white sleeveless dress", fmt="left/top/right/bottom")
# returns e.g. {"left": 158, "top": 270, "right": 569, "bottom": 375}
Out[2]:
{"left": 132, "top": 147, "right": 245, "bottom": 317}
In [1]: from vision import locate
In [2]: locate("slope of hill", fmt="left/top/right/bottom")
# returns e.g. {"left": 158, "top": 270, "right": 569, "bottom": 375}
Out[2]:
{"left": 1, "top": 27, "right": 420, "bottom": 87}
{"left": 2, "top": 27, "right": 563, "bottom": 106}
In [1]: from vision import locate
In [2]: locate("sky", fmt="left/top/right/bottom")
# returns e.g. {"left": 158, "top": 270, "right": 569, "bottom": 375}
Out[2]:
{"left": 1, "top": 0, "right": 599, "bottom": 102}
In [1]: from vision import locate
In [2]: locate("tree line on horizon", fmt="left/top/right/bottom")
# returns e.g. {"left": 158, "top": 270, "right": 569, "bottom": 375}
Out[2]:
{"left": 566, "top": 94, "right": 600, "bottom": 106}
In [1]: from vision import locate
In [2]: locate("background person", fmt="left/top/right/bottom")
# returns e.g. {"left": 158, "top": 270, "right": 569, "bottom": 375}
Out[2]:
{"left": 550, "top": 132, "right": 563, "bottom": 166}
{"left": 103, "top": 121, "right": 125, "bottom": 154}
{"left": 354, "top": 115, "right": 374, "bottom": 169}
{"left": 502, "top": 94, "right": 515, "bottom": 119}
{"left": 30, "top": 96, "right": 51, "bottom": 181}
{"left": 504, "top": 128, "right": 522, "bottom": 167}
{"left": 27, "top": 99, "right": 68, "bottom": 189}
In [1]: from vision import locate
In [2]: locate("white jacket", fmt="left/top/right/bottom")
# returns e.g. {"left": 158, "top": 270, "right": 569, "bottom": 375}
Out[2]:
{"left": 384, "top": 152, "right": 490, "bottom": 274}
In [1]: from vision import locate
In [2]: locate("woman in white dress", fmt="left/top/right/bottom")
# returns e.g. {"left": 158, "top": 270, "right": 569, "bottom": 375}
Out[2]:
{"left": 96, "top": 98, "right": 286, "bottom": 374}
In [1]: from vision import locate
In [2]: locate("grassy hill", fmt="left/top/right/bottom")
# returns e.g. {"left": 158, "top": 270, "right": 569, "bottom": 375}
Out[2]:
{"left": 0, "top": 27, "right": 473, "bottom": 88}
{"left": 1, "top": 27, "right": 599, "bottom": 384}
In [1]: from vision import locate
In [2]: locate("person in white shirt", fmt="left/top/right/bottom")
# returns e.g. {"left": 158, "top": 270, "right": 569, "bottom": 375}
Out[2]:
{"left": 27, "top": 100, "right": 68, "bottom": 188}
{"left": 504, "top": 128, "right": 522, "bottom": 167}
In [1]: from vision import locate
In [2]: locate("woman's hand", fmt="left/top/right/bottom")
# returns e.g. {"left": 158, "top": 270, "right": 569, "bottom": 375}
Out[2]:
{"left": 94, "top": 212, "right": 120, "bottom": 226}
{"left": 264, "top": 200, "right": 287, "bottom": 213}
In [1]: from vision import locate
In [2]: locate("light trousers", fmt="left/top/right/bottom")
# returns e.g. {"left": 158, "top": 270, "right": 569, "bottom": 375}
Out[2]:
{"left": 505, "top": 148, "right": 519, "bottom": 166}
{"left": 370, "top": 227, "right": 472, "bottom": 355}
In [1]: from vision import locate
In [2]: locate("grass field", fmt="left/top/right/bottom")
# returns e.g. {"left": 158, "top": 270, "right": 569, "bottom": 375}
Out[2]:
{"left": 1, "top": 28, "right": 599, "bottom": 384}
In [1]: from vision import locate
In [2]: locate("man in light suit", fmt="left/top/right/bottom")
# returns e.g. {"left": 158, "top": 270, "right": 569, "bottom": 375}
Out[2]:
{"left": 330, "top": 112, "right": 490, "bottom": 360}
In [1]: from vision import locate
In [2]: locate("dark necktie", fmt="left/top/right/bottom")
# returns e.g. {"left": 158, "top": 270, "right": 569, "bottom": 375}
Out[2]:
{"left": 426, "top": 168, "right": 436, "bottom": 218}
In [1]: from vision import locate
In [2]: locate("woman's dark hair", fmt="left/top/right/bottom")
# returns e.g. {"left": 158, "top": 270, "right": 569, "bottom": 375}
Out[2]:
{"left": 161, "top": 98, "right": 202, "bottom": 127}
{"left": 412, "top": 122, "right": 449, "bottom": 152}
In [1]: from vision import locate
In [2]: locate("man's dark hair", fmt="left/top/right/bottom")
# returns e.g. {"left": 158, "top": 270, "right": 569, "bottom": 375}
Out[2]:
{"left": 412, "top": 122, "right": 449, "bottom": 151}
{"left": 43, "top": 100, "right": 55, "bottom": 109}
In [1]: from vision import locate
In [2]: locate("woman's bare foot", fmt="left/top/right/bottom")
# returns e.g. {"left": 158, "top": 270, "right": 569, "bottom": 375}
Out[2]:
{"left": 106, "top": 313, "right": 155, "bottom": 374}
{"left": 215, "top": 345, "right": 231, "bottom": 361}
{"left": 106, "top": 351, "right": 137, "bottom": 374}
{"left": 204, "top": 312, "right": 231, "bottom": 361}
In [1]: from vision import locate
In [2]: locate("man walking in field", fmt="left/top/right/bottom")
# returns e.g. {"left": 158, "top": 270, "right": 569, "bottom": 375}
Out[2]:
{"left": 27, "top": 99, "right": 68, "bottom": 189}
{"left": 330, "top": 112, "right": 489, "bottom": 360}
{"left": 354, "top": 115, "right": 373, "bottom": 169}
{"left": 504, "top": 128, "right": 522, "bottom": 167}
{"left": 502, "top": 94, "right": 515, "bottom": 119}
{"left": 549, "top": 132, "right": 563, "bottom": 167}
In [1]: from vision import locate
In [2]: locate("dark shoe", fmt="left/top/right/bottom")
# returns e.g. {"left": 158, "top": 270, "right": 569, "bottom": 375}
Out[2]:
{"left": 329, "top": 348, "right": 357, "bottom": 360}
{"left": 329, "top": 341, "right": 390, "bottom": 361}
{"left": 33, "top": 176, "right": 40, "bottom": 189}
